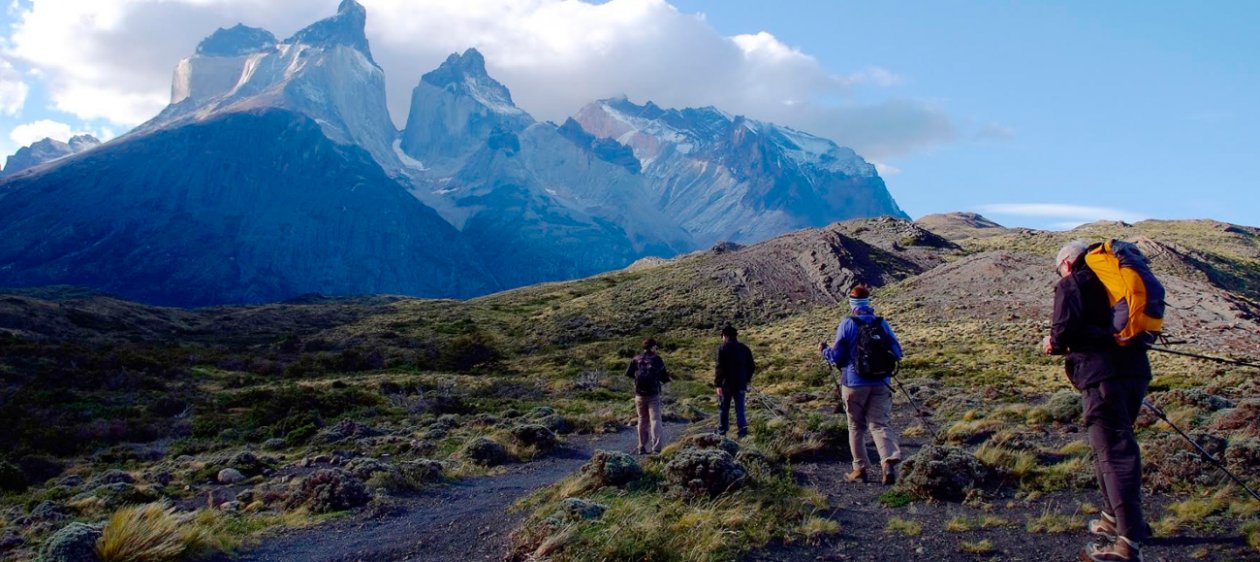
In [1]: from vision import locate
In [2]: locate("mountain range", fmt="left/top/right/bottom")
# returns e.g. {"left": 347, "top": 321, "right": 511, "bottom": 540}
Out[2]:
{"left": 0, "top": 0, "right": 904, "bottom": 307}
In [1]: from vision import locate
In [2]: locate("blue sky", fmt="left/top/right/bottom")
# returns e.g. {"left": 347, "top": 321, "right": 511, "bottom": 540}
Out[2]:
{"left": 1, "top": 0, "right": 1256, "bottom": 229}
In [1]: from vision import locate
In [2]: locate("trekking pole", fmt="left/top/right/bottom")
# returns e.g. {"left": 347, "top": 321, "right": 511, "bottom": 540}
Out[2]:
{"left": 884, "top": 364, "right": 939, "bottom": 436}
{"left": 1147, "top": 346, "right": 1260, "bottom": 369}
{"left": 1142, "top": 399, "right": 1260, "bottom": 502}
{"left": 825, "top": 361, "right": 845, "bottom": 414}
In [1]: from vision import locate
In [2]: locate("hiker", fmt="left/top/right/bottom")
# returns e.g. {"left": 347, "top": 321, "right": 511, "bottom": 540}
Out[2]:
{"left": 1043, "top": 240, "right": 1151, "bottom": 562}
{"left": 714, "top": 325, "right": 756, "bottom": 438}
{"left": 819, "top": 285, "right": 903, "bottom": 485}
{"left": 626, "top": 337, "right": 671, "bottom": 454}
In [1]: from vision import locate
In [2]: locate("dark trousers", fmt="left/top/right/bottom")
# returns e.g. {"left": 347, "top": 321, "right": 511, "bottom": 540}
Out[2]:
{"left": 719, "top": 391, "right": 747, "bottom": 436}
{"left": 1083, "top": 378, "right": 1149, "bottom": 541}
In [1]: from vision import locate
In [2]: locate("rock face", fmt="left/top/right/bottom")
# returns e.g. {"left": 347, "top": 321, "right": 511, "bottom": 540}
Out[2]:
{"left": 572, "top": 96, "right": 907, "bottom": 245}
{"left": 399, "top": 49, "right": 694, "bottom": 289}
{"left": 1, "top": 135, "right": 100, "bottom": 177}
{"left": 0, "top": 109, "right": 495, "bottom": 306}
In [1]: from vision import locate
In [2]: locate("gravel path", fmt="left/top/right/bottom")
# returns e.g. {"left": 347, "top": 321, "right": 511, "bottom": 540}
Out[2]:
{"left": 747, "top": 411, "right": 1250, "bottom": 562}
{"left": 223, "top": 426, "right": 664, "bottom": 562}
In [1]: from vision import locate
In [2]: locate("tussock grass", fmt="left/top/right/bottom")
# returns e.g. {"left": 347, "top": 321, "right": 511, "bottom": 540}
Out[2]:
{"left": 97, "top": 503, "right": 220, "bottom": 562}
{"left": 960, "top": 539, "right": 995, "bottom": 554}
{"left": 884, "top": 517, "right": 922, "bottom": 537}
{"left": 1025, "top": 505, "right": 1084, "bottom": 534}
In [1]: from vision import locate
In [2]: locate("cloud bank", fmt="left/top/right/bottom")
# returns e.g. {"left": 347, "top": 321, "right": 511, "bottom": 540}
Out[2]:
{"left": 979, "top": 203, "right": 1147, "bottom": 230}
{"left": 3, "top": 0, "right": 959, "bottom": 160}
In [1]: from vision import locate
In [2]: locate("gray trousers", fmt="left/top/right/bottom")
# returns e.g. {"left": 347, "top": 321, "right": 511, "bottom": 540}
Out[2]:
{"left": 842, "top": 385, "right": 901, "bottom": 470}
{"left": 635, "top": 395, "right": 663, "bottom": 453}
{"left": 1083, "top": 378, "right": 1149, "bottom": 541}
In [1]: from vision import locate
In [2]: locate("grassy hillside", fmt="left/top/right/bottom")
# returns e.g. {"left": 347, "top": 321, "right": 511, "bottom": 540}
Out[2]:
{"left": 1, "top": 216, "right": 1258, "bottom": 561}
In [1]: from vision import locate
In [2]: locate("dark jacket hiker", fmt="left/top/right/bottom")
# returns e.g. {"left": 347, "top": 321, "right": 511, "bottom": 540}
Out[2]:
{"left": 1045, "top": 240, "right": 1151, "bottom": 562}
{"left": 714, "top": 326, "right": 755, "bottom": 437}
{"left": 626, "top": 338, "right": 670, "bottom": 454}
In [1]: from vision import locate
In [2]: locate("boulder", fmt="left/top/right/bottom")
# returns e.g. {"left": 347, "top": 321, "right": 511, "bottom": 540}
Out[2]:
{"left": 217, "top": 468, "right": 246, "bottom": 484}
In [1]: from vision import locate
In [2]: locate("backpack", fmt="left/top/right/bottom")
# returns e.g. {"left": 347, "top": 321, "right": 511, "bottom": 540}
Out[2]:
{"left": 852, "top": 316, "right": 899, "bottom": 379}
{"left": 1084, "top": 240, "right": 1166, "bottom": 347}
{"left": 634, "top": 355, "right": 663, "bottom": 396}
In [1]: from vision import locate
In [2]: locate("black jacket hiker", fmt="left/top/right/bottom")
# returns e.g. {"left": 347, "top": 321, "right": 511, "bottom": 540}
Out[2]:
{"left": 626, "top": 352, "right": 670, "bottom": 397}
{"left": 714, "top": 340, "right": 755, "bottom": 393}
{"left": 1050, "top": 255, "right": 1151, "bottom": 389}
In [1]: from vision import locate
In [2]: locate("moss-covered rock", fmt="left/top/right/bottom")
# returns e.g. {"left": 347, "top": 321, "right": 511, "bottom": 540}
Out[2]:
{"left": 664, "top": 448, "right": 747, "bottom": 499}
{"left": 461, "top": 437, "right": 509, "bottom": 467}
{"left": 557, "top": 497, "right": 606, "bottom": 521}
{"left": 899, "top": 445, "right": 996, "bottom": 502}
{"left": 1044, "top": 390, "right": 1083, "bottom": 423}
{"left": 39, "top": 522, "right": 102, "bottom": 562}
{"left": 580, "top": 450, "right": 643, "bottom": 488}
{"left": 510, "top": 424, "right": 559, "bottom": 451}
{"left": 679, "top": 433, "right": 740, "bottom": 456}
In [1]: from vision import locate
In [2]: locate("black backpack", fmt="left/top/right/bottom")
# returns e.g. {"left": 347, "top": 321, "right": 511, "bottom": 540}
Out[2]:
{"left": 634, "top": 355, "right": 663, "bottom": 396}
{"left": 853, "top": 316, "right": 899, "bottom": 380}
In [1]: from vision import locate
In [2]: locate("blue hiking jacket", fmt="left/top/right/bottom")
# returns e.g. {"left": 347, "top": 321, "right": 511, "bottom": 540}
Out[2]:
{"left": 823, "top": 306, "right": 903, "bottom": 388}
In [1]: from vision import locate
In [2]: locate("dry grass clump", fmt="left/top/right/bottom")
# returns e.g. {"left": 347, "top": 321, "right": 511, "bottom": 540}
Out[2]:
{"left": 96, "top": 503, "right": 221, "bottom": 562}
{"left": 1025, "top": 504, "right": 1084, "bottom": 534}
{"left": 960, "top": 539, "right": 996, "bottom": 554}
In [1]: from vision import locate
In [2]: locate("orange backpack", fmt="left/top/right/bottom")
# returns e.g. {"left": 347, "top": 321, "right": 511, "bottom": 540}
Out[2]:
{"left": 1084, "top": 240, "right": 1165, "bottom": 346}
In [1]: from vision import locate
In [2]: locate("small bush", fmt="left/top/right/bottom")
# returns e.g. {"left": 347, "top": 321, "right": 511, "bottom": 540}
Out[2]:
{"left": 885, "top": 517, "right": 922, "bottom": 536}
{"left": 286, "top": 469, "right": 370, "bottom": 514}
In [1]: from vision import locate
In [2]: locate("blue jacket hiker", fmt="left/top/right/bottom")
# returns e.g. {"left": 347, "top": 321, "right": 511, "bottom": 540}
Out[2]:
{"left": 819, "top": 285, "right": 904, "bottom": 485}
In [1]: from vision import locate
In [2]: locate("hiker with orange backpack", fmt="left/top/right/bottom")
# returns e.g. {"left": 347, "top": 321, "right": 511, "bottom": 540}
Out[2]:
{"left": 1043, "top": 240, "right": 1157, "bottom": 562}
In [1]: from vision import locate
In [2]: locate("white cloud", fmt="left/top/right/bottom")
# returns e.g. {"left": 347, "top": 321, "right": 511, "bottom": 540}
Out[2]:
{"left": 9, "top": 119, "right": 74, "bottom": 145}
{"left": 0, "top": 58, "right": 28, "bottom": 115}
{"left": 871, "top": 160, "right": 901, "bottom": 177}
{"left": 3, "top": 0, "right": 958, "bottom": 158}
{"left": 979, "top": 203, "right": 1146, "bottom": 228}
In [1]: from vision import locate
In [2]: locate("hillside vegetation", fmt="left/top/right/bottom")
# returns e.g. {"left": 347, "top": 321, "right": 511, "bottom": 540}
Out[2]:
{"left": 1, "top": 215, "right": 1258, "bottom": 561}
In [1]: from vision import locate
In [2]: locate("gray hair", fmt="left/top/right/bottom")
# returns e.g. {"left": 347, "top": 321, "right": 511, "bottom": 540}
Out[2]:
{"left": 1055, "top": 240, "right": 1089, "bottom": 269}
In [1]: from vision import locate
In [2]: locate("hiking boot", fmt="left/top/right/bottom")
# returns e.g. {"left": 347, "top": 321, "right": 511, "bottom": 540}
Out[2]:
{"left": 1083, "top": 537, "right": 1143, "bottom": 562}
{"left": 636, "top": 448, "right": 647, "bottom": 455}
{"left": 1088, "top": 512, "right": 1118, "bottom": 539}
{"left": 881, "top": 459, "right": 899, "bottom": 485}
{"left": 845, "top": 468, "right": 867, "bottom": 483}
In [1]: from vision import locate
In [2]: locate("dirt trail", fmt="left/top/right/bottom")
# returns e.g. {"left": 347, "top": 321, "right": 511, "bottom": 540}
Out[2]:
{"left": 747, "top": 411, "right": 1249, "bottom": 562}
{"left": 224, "top": 426, "right": 667, "bottom": 562}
